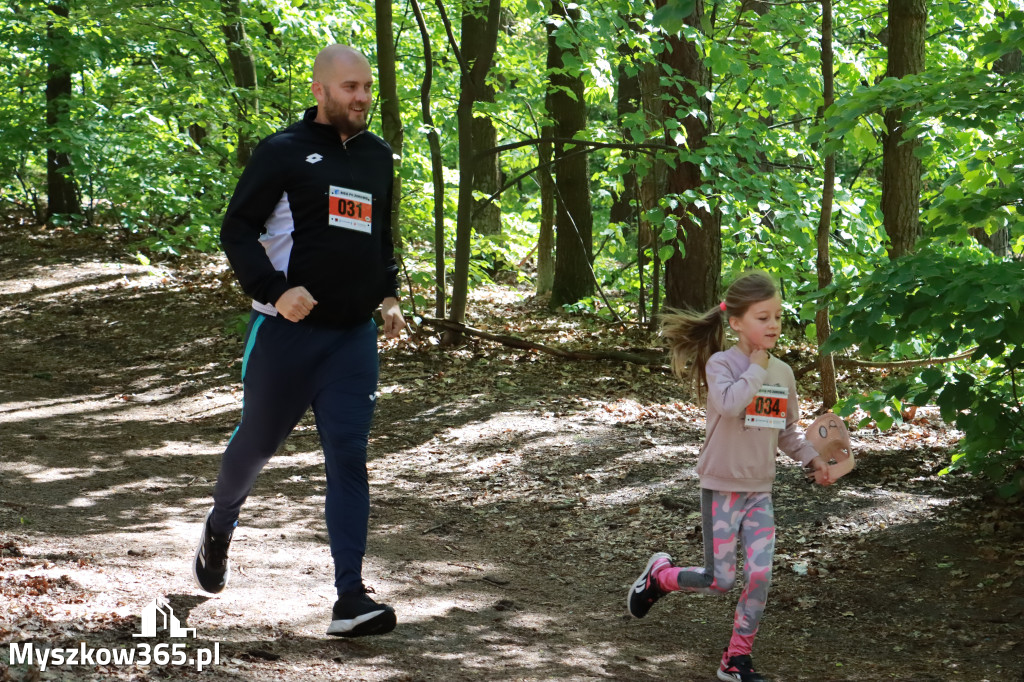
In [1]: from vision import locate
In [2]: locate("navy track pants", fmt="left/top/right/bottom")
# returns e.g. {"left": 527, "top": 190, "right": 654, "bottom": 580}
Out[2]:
{"left": 210, "top": 311, "right": 379, "bottom": 595}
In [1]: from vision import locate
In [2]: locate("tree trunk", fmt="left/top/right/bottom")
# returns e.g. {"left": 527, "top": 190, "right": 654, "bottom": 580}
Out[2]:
{"left": 638, "top": 59, "right": 666, "bottom": 327}
{"left": 410, "top": 0, "right": 446, "bottom": 317}
{"left": 613, "top": 56, "right": 641, "bottom": 319}
{"left": 881, "top": 0, "right": 926, "bottom": 260}
{"left": 375, "top": 0, "right": 405, "bottom": 250}
{"left": 442, "top": 0, "right": 501, "bottom": 339}
{"left": 660, "top": 0, "right": 721, "bottom": 312}
{"left": 45, "top": 1, "right": 79, "bottom": 220}
{"left": 536, "top": 129, "right": 555, "bottom": 295}
{"left": 220, "top": 0, "right": 258, "bottom": 166}
{"left": 817, "top": 0, "right": 838, "bottom": 409}
{"left": 464, "top": 6, "right": 501, "bottom": 238}
{"left": 548, "top": 0, "right": 593, "bottom": 308}
{"left": 609, "top": 57, "right": 640, "bottom": 230}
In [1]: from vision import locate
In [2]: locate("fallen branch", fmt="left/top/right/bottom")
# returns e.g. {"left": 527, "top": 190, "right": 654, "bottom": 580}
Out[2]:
{"left": 795, "top": 347, "right": 979, "bottom": 379}
{"left": 415, "top": 317, "right": 980, "bottom": 378}
{"left": 415, "top": 316, "right": 667, "bottom": 367}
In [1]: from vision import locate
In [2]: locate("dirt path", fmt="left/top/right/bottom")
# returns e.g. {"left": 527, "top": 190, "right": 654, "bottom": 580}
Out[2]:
{"left": 1, "top": 222, "right": 1022, "bottom": 681}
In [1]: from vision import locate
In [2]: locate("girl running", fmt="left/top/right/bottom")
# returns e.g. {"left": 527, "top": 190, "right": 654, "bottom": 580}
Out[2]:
{"left": 626, "top": 271, "right": 831, "bottom": 682}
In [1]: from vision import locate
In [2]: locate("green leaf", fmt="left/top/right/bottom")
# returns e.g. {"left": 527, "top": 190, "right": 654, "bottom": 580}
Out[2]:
{"left": 651, "top": 0, "right": 698, "bottom": 33}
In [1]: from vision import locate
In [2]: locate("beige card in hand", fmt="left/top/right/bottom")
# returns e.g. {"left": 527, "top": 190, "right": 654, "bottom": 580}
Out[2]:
{"left": 805, "top": 412, "right": 854, "bottom": 483}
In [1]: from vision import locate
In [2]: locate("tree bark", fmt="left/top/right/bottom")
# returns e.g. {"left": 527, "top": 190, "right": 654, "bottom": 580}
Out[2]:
{"left": 638, "top": 60, "right": 666, "bottom": 327}
{"left": 220, "top": 0, "right": 258, "bottom": 166}
{"left": 660, "top": 0, "right": 721, "bottom": 312}
{"left": 881, "top": 0, "right": 926, "bottom": 260}
{"left": 441, "top": 0, "right": 501, "bottom": 340}
{"left": 548, "top": 0, "right": 594, "bottom": 308}
{"left": 45, "top": 1, "right": 79, "bottom": 220}
{"left": 817, "top": 0, "right": 838, "bottom": 409}
{"left": 410, "top": 0, "right": 446, "bottom": 317}
{"left": 463, "top": 6, "right": 501, "bottom": 238}
{"left": 375, "top": 0, "right": 405, "bottom": 250}
{"left": 536, "top": 129, "right": 555, "bottom": 295}
{"left": 609, "top": 56, "right": 640, "bottom": 230}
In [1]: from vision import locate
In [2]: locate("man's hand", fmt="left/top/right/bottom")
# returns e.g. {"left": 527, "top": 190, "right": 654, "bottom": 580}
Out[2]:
{"left": 275, "top": 286, "right": 318, "bottom": 323}
{"left": 380, "top": 297, "right": 405, "bottom": 339}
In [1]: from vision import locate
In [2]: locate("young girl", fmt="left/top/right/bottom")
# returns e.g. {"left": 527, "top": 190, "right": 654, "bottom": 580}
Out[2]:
{"left": 626, "top": 271, "right": 830, "bottom": 682}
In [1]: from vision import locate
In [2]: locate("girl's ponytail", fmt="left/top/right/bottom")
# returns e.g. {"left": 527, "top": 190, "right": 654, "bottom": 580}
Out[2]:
{"left": 661, "top": 270, "right": 779, "bottom": 396}
{"left": 661, "top": 305, "right": 725, "bottom": 395}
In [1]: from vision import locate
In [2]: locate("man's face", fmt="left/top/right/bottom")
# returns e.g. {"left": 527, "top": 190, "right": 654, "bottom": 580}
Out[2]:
{"left": 314, "top": 57, "right": 372, "bottom": 140}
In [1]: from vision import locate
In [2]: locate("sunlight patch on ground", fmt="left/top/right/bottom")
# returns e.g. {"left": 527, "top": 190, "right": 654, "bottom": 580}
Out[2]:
{"left": 831, "top": 487, "right": 955, "bottom": 533}
{"left": 123, "top": 441, "right": 223, "bottom": 458}
{"left": 0, "top": 394, "right": 114, "bottom": 423}
{"left": 0, "top": 262, "right": 160, "bottom": 296}
{"left": 3, "top": 463, "right": 104, "bottom": 483}
{"left": 467, "top": 284, "right": 530, "bottom": 305}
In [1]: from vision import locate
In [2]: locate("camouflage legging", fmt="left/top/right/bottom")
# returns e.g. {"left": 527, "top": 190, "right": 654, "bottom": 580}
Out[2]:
{"left": 661, "top": 489, "right": 776, "bottom": 658}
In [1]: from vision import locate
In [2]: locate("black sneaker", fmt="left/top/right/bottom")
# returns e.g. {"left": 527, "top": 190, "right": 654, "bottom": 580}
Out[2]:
{"left": 326, "top": 586, "right": 397, "bottom": 637}
{"left": 193, "top": 507, "right": 233, "bottom": 594}
{"left": 718, "top": 653, "right": 768, "bottom": 682}
{"left": 627, "top": 552, "right": 672, "bottom": 618}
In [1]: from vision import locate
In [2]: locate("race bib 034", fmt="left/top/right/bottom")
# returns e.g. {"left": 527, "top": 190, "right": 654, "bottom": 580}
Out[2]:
{"left": 745, "top": 384, "right": 789, "bottom": 429}
{"left": 329, "top": 186, "right": 373, "bottom": 233}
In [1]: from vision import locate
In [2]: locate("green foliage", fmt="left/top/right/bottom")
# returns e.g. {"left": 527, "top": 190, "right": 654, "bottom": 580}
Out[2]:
{"left": 2, "top": 0, "right": 1024, "bottom": 498}
{"left": 824, "top": 250, "right": 1024, "bottom": 498}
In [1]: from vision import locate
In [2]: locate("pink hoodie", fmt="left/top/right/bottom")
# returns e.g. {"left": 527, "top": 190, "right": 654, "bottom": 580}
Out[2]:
{"left": 697, "top": 346, "right": 819, "bottom": 492}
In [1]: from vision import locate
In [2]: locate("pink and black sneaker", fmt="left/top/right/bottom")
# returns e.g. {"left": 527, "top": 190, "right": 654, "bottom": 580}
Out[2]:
{"left": 717, "top": 652, "right": 768, "bottom": 682}
{"left": 626, "top": 552, "right": 672, "bottom": 618}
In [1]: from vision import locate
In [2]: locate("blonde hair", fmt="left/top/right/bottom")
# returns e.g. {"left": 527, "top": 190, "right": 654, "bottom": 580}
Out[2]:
{"left": 661, "top": 271, "right": 779, "bottom": 392}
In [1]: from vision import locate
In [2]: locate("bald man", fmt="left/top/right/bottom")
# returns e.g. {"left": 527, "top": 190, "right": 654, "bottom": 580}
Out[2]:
{"left": 193, "top": 44, "right": 402, "bottom": 638}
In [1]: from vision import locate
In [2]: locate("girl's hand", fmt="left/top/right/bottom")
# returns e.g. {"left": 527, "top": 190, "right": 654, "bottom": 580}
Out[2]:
{"left": 807, "top": 456, "right": 832, "bottom": 486}
{"left": 750, "top": 347, "right": 770, "bottom": 369}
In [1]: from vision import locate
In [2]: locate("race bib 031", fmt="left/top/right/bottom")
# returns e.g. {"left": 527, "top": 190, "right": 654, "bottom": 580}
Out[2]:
{"left": 329, "top": 186, "right": 373, "bottom": 233}
{"left": 745, "top": 384, "right": 789, "bottom": 429}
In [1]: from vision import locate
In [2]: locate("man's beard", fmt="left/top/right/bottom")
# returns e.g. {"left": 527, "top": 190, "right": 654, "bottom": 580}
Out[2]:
{"left": 322, "top": 96, "right": 367, "bottom": 138}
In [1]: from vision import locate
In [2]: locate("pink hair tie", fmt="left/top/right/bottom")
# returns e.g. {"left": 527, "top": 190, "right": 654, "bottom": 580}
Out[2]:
{"left": 719, "top": 301, "right": 727, "bottom": 312}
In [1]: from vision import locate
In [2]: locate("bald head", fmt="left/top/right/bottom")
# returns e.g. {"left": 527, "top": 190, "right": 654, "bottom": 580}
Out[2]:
{"left": 312, "top": 45, "right": 370, "bottom": 83}
{"left": 311, "top": 45, "right": 374, "bottom": 140}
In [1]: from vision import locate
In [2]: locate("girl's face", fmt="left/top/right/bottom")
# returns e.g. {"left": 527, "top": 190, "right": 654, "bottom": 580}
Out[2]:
{"left": 730, "top": 295, "right": 782, "bottom": 353}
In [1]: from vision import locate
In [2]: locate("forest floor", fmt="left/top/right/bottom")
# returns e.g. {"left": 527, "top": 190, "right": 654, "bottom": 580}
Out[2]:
{"left": 0, "top": 217, "right": 1022, "bottom": 682}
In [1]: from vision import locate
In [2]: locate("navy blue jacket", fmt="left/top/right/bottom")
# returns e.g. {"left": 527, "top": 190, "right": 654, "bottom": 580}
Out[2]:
{"left": 221, "top": 106, "right": 399, "bottom": 329}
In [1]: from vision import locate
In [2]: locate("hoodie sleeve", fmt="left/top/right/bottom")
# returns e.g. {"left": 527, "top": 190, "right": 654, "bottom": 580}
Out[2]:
{"left": 219, "top": 137, "right": 292, "bottom": 307}
{"left": 777, "top": 363, "right": 820, "bottom": 465}
{"left": 706, "top": 352, "right": 768, "bottom": 417}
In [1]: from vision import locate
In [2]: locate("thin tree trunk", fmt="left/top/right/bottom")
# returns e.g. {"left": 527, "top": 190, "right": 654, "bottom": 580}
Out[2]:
{"left": 881, "top": 0, "right": 926, "bottom": 259}
{"left": 536, "top": 129, "right": 555, "bottom": 295}
{"left": 410, "top": 0, "right": 446, "bottom": 317}
{"left": 440, "top": 0, "right": 501, "bottom": 342}
{"left": 817, "top": 0, "right": 838, "bottom": 409}
{"left": 220, "top": 0, "right": 258, "bottom": 166}
{"left": 638, "top": 59, "right": 665, "bottom": 328}
{"left": 660, "top": 0, "right": 720, "bottom": 312}
{"left": 613, "top": 53, "right": 641, "bottom": 317}
{"left": 609, "top": 56, "right": 640, "bottom": 230}
{"left": 45, "top": 1, "right": 79, "bottom": 220}
{"left": 548, "top": 0, "right": 593, "bottom": 308}
{"left": 464, "top": 6, "right": 501, "bottom": 238}
{"left": 376, "top": 0, "right": 405, "bottom": 250}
